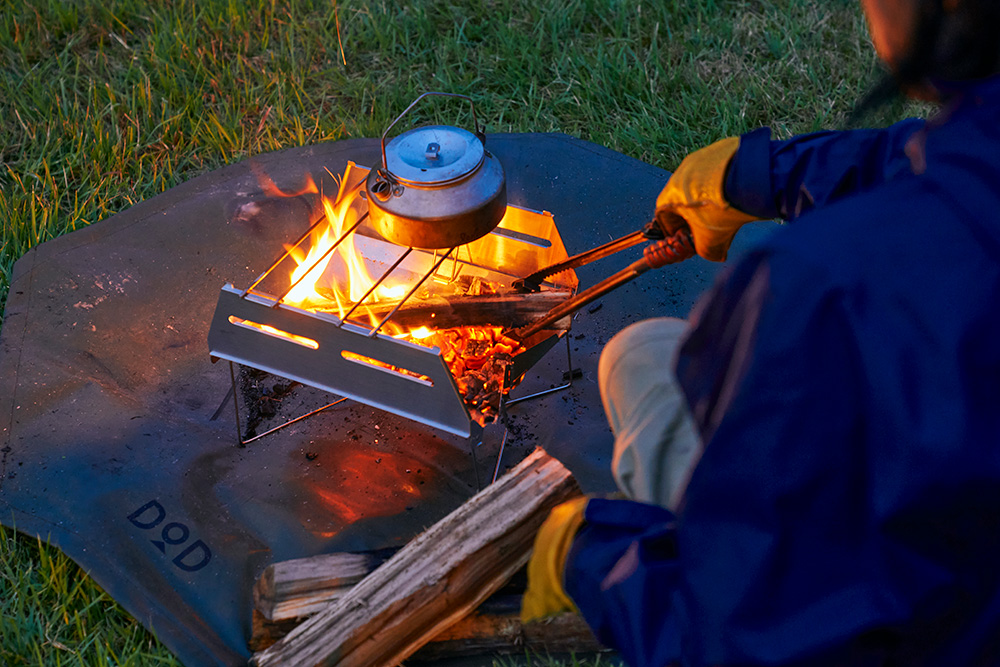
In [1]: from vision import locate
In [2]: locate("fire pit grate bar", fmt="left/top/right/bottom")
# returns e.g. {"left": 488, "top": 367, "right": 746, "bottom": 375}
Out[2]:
{"left": 273, "top": 212, "right": 368, "bottom": 307}
{"left": 367, "top": 246, "right": 455, "bottom": 337}
{"left": 338, "top": 246, "right": 414, "bottom": 326}
{"left": 241, "top": 180, "right": 366, "bottom": 298}
{"left": 242, "top": 215, "right": 328, "bottom": 298}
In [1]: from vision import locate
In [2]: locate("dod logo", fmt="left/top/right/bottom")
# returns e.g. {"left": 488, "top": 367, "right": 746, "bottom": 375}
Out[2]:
{"left": 127, "top": 500, "right": 212, "bottom": 572}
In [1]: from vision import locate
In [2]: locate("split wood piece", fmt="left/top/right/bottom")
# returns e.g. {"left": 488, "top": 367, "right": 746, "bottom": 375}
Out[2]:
{"left": 250, "top": 610, "right": 301, "bottom": 653}
{"left": 250, "top": 601, "right": 605, "bottom": 659}
{"left": 252, "top": 447, "right": 582, "bottom": 667}
{"left": 254, "top": 549, "right": 395, "bottom": 622}
{"left": 316, "top": 289, "right": 573, "bottom": 330}
{"left": 418, "top": 604, "right": 603, "bottom": 662}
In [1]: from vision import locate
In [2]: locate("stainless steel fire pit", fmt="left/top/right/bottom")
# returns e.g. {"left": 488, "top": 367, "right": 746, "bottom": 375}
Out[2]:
{"left": 207, "top": 161, "right": 578, "bottom": 442}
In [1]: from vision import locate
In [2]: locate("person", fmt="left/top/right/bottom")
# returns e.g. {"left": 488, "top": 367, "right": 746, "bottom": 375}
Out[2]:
{"left": 521, "top": 0, "right": 1000, "bottom": 665}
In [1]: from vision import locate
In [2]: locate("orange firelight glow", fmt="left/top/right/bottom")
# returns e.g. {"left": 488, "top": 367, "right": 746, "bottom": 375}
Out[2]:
{"left": 299, "top": 446, "right": 430, "bottom": 535}
{"left": 265, "top": 171, "right": 526, "bottom": 424}
{"left": 278, "top": 178, "right": 520, "bottom": 349}
{"left": 228, "top": 316, "right": 319, "bottom": 350}
{"left": 282, "top": 184, "right": 395, "bottom": 319}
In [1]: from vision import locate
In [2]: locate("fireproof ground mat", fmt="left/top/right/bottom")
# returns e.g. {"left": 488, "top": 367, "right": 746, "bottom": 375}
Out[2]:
{"left": 0, "top": 134, "right": 777, "bottom": 665}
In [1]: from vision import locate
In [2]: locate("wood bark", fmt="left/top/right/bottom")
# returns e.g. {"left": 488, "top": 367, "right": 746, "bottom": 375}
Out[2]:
{"left": 415, "top": 605, "right": 601, "bottom": 661}
{"left": 250, "top": 610, "right": 302, "bottom": 653}
{"left": 251, "top": 448, "right": 582, "bottom": 667}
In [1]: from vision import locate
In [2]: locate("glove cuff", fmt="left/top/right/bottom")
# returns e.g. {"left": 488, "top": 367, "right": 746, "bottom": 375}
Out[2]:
{"left": 694, "top": 137, "right": 759, "bottom": 221}
{"left": 546, "top": 496, "right": 589, "bottom": 608}
{"left": 521, "top": 495, "right": 588, "bottom": 621}
{"left": 657, "top": 136, "right": 759, "bottom": 261}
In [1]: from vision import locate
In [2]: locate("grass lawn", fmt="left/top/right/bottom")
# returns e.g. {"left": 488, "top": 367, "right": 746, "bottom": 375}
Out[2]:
{"left": 1, "top": 0, "right": 922, "bottom": 663}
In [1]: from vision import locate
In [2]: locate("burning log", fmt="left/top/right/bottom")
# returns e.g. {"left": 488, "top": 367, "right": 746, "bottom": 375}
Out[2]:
{"left": 338, "top": 288, "right": 573, "bottom": 330}
{"left": 251, "top": 448, "right": 583, "bottom": 667}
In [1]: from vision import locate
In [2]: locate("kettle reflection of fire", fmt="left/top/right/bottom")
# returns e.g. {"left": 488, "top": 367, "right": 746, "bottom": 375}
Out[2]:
{"left": 299, "top": 445, "right": 437, "bottom": 537}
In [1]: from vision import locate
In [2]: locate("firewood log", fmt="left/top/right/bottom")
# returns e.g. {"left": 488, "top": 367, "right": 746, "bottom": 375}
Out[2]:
{"left": 415, "top": 602, "right": 604, "bottom": 662}
{"left": 251, "top": 448, "right": 582, "bottom": 667}
{"left": 254, "top": 550, "right": 394, "bottom": 622}
{"left": 250, "top": 554, "right": 605, "bottom": 658}
{"left": 250, "top": 602, "right": 605, "bottom": 658}
{"left": 317, "top": 289, "right": 573, "bottom": 329}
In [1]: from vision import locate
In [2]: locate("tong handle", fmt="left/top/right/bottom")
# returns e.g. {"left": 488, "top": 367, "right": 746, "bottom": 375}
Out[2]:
{"left": 510, "top": 229, "right": 693, "bottom": 342}
{"left": 513, "top": 224, "right": 663, "bottom": 293}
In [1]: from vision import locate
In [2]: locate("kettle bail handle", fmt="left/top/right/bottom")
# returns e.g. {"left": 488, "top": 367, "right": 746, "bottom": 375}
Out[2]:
{"left": 379, "top": 92, "right": 483, "bottom": 172}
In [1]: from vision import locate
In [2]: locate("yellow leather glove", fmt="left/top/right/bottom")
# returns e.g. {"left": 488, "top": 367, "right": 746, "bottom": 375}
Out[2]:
{"left": 655, "top": 136, "right": 759, "bottom": 262}
{"left": 520, "top": 496, "right": 589, "bottom": 623}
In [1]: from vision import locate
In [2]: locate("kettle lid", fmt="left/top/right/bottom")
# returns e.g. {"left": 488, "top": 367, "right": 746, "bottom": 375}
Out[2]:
{"left": 384, "top": 125, "right": 485, "bottom": 186}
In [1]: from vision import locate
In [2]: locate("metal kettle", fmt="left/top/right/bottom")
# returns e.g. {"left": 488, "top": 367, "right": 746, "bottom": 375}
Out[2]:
{"left": 364, "top": 92, "right": 507, "bottom": 250}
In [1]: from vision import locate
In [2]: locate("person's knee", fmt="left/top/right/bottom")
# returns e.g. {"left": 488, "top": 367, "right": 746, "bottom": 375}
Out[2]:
{"left": 599, "top": 317, "right": 691, "bottom": 438}
{"left": 597, "top": 317, "right": 699, "bottom": 507}
{"left": 599, "top": 317, "right": 689, "bottom": 392}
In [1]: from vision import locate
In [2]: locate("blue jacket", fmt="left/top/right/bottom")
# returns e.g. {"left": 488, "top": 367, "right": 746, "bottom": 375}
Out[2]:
{"left": 565, "top": 76, "right": 1000, "bottom": 667}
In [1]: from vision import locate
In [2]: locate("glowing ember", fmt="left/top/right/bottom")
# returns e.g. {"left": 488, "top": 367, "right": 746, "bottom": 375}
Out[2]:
{"left": 397, "top": 326, "right": 520, "bottom": 425}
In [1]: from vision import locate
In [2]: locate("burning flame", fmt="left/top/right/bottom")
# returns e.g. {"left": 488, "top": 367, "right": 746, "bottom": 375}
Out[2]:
{"left": 284, "top": 186, "right": 384, "bottom": 314}
{"left": 400, "top": 326, "right": 434, "bottom": 340}
{"left": 276, "top": 177, "right": 439, "bottom": 341}
{"left": 258, "top": 167, "right": 525, "bottom": 424}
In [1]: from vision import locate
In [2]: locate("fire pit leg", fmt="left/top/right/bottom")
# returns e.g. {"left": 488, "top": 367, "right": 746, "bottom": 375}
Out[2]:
{"left": 239, "top": 397, "right": 350, "bottom": 446}
{"left": 485, "top": 335, "right": 580, "bottom": 484}
{"left": 507, "top": 333, "right": 577, "bottom": 407}
{"left": 229, "top": 361, "right": 246, "bottom": 447}
{"left": 467, "top": 410, "right": 516, "bottom": 489}
{"left": 222, "top": 361, "right": 349, "bottom": 447}
{"left": 472, "top": 326, "right": 577, "bottom": 487}
{"left": 491, "top": 414, "right": 510, "bottom": 485}
{"left": 468, "top": 425, "right": 483, "bottom": 491}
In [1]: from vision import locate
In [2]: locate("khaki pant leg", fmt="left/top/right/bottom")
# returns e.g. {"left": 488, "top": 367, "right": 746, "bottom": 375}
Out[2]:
{"left": 598, "top": 317, "right": 702, "bottom": 511}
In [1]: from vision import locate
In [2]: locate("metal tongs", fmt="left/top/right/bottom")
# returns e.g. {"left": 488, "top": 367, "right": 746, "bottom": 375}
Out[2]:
{"left": 507, "top": 222, "right": 694, "bottom": 341}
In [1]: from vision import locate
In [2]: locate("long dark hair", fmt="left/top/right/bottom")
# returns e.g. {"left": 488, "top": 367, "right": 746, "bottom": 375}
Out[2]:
{"left": 931, "top": 0, "right": 1000, "bottom": 81}
{"left": 849, "top": 0, "right": 1000, "bottom": 125}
